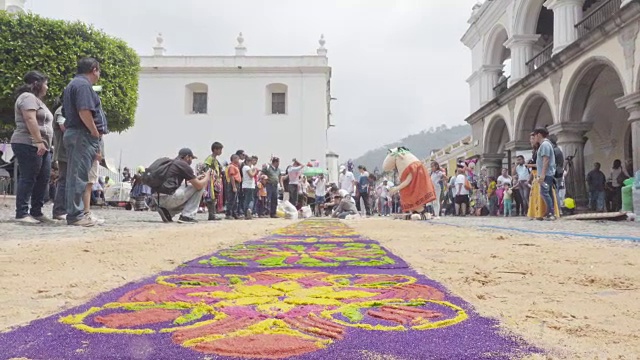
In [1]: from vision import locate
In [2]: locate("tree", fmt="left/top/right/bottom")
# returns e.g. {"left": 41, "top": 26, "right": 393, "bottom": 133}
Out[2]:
{"left": 0, "top": 12, "right": 140, "bottom": 139}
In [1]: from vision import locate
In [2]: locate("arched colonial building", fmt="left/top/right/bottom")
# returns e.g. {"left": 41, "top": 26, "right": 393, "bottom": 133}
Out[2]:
{"left": 462, "top": 0, "right": 639, "bottom": 205}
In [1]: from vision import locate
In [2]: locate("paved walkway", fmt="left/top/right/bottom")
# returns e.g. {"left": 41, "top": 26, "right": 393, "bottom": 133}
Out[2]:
{"left": 0, "top": 220, "right": 539, "bottom": 359}
{"left": 434, "top": 216, "right": 640, "bottom": 242}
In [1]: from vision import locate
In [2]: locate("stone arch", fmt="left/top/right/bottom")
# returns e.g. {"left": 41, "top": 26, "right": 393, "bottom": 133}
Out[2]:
{"left": 562, "top": 56, "right": 629, "bottom": 185}
{"left": 515, "top": 91, "right": 555, "bottom": 141}
{"left": 513, "top": 0, "right": 546, "bottom": 35}
{"left": 561, "top": 56, "right": 626, "bottom": 123}
{"left": 484, "top": 23, "right": 510, "bottom": 66}
{"left": 483, "top": 115, "right": 511, "bottom": 154}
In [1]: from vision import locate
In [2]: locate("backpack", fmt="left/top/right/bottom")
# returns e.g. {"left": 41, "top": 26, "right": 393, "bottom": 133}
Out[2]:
{"left": 553, "top": 144, "right": 564, "bottom": 179}
{"left": 142, "top": 157, "right": 181, "bottom": 195}
{"left": 464, "top": 178, "right": 472, "bottom": 191}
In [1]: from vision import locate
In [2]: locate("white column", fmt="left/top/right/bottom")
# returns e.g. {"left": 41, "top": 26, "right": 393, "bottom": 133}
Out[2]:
{"left": 544, "top": 0, "right": 586, "bottom": 55}
{"left": 616, "top": 92, "right": 640, "bottom": 174}
{"left": 482, "top": 154, "right": 505, "bottom": 178}
{"left": 479, "top": 65, "right": 504, "bottom": 104}
{"left": 504, "top": 35, "right": 541, "bottom": 85}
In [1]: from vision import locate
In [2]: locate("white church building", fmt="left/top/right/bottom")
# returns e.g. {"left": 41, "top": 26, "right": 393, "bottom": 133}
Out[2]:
{"left": 106, "top": 33, "right": 333, "bottom": 170}
{"left": 462, "top": 0, "right": 640, "bottom": 204}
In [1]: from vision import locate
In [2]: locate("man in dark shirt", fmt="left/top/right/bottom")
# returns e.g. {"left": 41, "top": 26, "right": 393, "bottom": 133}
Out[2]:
{"left": 62, "top": 58, "right": 108, "bottom": 226}
{"left": 262, "top": 157, "right": 281, "bottom": 218}
{"left": 157, "top": 148, "right": 211, "bottom": 224}
{"left": 355, "top": 165, "right": 371, "bottom": 216}
{"left": 586, "top": 162, "right": 606, "bottom": 212}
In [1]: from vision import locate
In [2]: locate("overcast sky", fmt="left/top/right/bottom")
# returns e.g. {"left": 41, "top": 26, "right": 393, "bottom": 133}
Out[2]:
{"left": 29, "top": 0, "right": 478, "bottom": 160}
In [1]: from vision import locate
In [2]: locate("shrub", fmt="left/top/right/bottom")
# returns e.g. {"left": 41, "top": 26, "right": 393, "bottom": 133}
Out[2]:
{"left": 0, "top": 12, "right": 140, "bottom": 139}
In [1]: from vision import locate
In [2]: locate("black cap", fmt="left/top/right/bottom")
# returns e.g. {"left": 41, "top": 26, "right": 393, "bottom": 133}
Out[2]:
{"left": 178, "top": 148, "right": 197, "bottom": 159}
{"left": 532, "top": 127, "right": 549, "bottom": 137}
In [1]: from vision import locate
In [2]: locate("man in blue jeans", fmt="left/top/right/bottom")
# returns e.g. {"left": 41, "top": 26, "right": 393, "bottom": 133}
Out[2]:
{"left": 533, "top": 127, "right": 557, "bottom": 220}
{"left": 62, "top": 58, "right": 107, "bottom": 227}
{"left": 263, "top": 157, "right": 282, "bottom": 218}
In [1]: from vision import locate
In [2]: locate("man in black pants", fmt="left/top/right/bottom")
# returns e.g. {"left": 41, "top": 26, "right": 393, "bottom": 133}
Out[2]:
{"left": 512, "top": 175, "right": 524, "bottom": 216}
{"left": 263, "top": 157, "right": 282, "bottom": 218}
{"left": 355, "top": 165, "right": 371, "bottom": 216}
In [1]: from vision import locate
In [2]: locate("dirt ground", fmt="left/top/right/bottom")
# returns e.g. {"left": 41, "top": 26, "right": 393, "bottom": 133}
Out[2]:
{"left": 1, "top": 217, "right": 639, "bottom": 359}
{"left": 0, "top": 219, "right": 283, "bottom": 332}
{"left": 349, "top": 218, "right": 640, "bottom": 359}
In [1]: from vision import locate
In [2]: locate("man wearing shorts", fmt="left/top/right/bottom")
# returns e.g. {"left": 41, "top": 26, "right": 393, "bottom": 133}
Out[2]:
{"left": 83, "top": 142, "right": 105, "bottom": 224}
{"left": 454, "top": 168, "right": 470, "bottom": 216}
{"left": 313, "top": 173, "right": 327, "bottom": 216}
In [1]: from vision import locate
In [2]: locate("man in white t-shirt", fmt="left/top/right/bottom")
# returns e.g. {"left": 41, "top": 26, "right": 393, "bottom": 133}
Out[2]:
{"left": 313, "top": 174, "right": 327, "bottom": 216}
{"left": 287, "top": 160, "right": 304, "bottom": 207}
{"left": 514, "top": 155, "right": 531, "bottom": 213}
{"left": 454, "top": 168, "right": 470, "bottom": 216}
{"left": 376, "top": 180, "right": 391, "bottom": 216}
{"left": 241, "top": 156, "right": 257, "bottom": 219}
{"left": 339, "top": 165, "right": 355, "bottom": 195}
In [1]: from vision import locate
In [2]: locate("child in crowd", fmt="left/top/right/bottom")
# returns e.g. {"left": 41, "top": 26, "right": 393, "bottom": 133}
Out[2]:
{"left": 225, "top": 154, "right": 242, "bottom": 219}
{"left": 256, "top": 175, "right": 268, "bottom": 218}
{"left": 503, "top": 183, "right": 513, "bottom": 217}
{"left": 487, "top": 176, "right": 498, "bottom": 215}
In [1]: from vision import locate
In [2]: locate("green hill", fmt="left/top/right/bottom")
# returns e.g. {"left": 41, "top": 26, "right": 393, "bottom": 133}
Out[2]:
{"left": 349, "top": 124, "right": 471, "bottom": 170}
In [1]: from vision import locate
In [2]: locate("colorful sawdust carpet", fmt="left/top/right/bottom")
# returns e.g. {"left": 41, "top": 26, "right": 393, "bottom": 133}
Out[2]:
{"left": 0, "top": 220, "right": 540, "bottom": 359}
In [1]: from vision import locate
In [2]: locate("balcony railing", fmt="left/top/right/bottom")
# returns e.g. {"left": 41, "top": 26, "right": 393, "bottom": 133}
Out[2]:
{"left": 493, "top": 76, "right": 509, "bottom": 97}
{"left": 576, "top": 0, "right": 622, "bottom": 38}
{"left": 526, "top": 42, "right": 553, "bottom": 74}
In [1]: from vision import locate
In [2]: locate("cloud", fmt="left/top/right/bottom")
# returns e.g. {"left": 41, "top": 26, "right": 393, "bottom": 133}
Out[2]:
{"left": 29, "top": 0, "right": 478, "bottom": 160}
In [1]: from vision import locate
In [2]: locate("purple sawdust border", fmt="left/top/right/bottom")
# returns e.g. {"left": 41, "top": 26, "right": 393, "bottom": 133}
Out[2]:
{"left": 0, "top": 222, "right": 543, "bottom": 360}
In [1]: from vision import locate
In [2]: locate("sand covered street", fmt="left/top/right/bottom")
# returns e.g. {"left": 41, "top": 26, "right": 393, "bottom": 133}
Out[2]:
{"left": 0, "top": 209, "right": 639, "bottom": 359}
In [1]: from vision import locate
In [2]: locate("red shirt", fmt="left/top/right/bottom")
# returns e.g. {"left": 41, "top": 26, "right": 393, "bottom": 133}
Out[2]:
{"left": 228, "top": 164, "right": 241, "bottom": 183}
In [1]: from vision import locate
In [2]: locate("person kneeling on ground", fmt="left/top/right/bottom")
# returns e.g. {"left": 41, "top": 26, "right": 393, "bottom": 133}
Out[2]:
{"left": 332, "top": 189, "right": 358, "bottom": 219}
{"left": 156, "top": 148, "right": 211, "bottom": 224}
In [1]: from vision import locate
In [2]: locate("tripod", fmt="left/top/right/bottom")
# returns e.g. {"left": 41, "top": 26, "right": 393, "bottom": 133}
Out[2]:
{"left": 563, "top": 148, "right": 578, "bottom": 203}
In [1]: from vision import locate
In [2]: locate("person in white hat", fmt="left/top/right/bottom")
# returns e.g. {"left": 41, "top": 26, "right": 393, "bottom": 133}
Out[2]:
{"left": 338, "top": 165, "right": 355, "bottom": 196}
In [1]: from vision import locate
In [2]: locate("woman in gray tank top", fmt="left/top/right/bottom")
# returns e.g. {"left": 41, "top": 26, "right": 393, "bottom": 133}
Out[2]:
{"left": 10, "top": 71, "right": 54, "bottom": 224}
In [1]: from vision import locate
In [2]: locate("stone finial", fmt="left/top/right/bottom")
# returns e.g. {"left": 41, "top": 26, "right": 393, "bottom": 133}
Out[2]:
{"left": 235, "top": 32, "right": 247, "bottom": 56}
{"left": 153, "top": 32, "right": 166, "bottom": 56}
{"left": 317, "top": 34, "right": 327, "bottom": 56}
{"left": 5, "top": 0, "right": 27, "bottom": 13}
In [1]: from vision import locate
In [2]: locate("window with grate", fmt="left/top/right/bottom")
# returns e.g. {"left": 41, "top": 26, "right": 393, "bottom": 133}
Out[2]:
{"left": 192, "top": 92, "right": 208, "bottom": 114}
{"left": 272, "top": 92, "right": 286, "bottom": 114}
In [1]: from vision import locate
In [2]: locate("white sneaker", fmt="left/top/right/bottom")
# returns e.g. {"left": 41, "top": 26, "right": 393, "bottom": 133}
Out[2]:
{"left": 69, "top": 217, "right": 97, "bottom": 227}
{"left": 53, "top": 214, "right": 67, "bottom": 221}
{"left": 14, "top": 216, "right": 40, "bottom": 224}
{"left": 85, "top": 212, "right": 106, "bottom": 225}
{"left": 33, "top": 215, "right": 57, "bottom": 224}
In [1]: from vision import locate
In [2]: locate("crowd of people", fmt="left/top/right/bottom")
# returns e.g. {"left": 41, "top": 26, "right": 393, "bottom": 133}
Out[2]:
{"left": 145, "top": 149, "right": 406, "bottom": 223}
{"left": 6, "top": 57, "right": 407, "bottom": 226}
{"left": 425, "top": 127, "right": 634, "bottom": 219}
{"left": 8, "top": 58, "right": 634, "bottom": 226}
